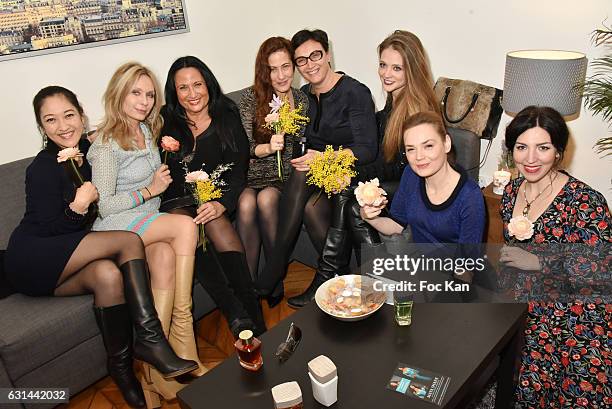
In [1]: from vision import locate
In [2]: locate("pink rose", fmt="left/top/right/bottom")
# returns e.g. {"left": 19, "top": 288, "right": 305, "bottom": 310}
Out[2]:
{"left": 57, "top": 147, "right": 83, "bottom": 163}
{"left": 161, "top": 136, "right": 180, "bottom": 152}
{"left": 354, "top": 178, "right": 387, "bottom": 206}
{"left": 507, "top": 215, "right": 534, "bottom": 241}
{"left": 185, "top": 170, "right": 209, "bottom": 183}
{"left": 265, "top": 112, "right": 279, "bottom": 124}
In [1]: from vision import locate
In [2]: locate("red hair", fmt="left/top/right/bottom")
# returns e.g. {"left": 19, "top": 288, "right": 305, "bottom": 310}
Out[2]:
{"left": 253, "top": 37, "right": 293, "bottom": 144}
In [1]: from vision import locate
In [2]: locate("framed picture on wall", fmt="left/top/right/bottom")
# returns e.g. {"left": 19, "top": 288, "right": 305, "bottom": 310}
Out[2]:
{"left": 0, "top": 0, "right": 189, "bottom": 61}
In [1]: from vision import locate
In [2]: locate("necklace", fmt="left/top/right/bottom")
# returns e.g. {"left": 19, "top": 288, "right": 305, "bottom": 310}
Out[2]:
{"left": 522, "top": 171, "right": 558, "bottom": 218}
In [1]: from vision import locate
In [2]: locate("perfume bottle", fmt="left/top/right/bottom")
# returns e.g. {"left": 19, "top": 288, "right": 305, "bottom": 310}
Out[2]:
{"left": 234, "top": 329, "right": 263, "bottom": 371}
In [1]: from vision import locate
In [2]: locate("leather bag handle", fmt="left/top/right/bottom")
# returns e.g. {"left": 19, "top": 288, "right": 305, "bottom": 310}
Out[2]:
{"left": 441, "top": 86, "right": 480, "bottom": 124}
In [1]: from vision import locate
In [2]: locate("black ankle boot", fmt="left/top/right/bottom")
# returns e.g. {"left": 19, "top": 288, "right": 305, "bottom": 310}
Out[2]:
{"left": 94, "top": 304, "right": 145, "bottom": 408}
{"left": 287, "top": 272, "right": 330, "bottom": 308}
{"left": 217, "top": 251, "right": 267, "bottom": 335}
{"left": 119, "top": 259, "right": 198, "bottom": 378}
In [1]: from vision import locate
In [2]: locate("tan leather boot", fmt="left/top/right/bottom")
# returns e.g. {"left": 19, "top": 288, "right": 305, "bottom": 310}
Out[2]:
{"left": 169, "top": 255, "right": 208, "bottom": 376}
{"left": 140, "top": 288, "right": 186, "bottom": 408}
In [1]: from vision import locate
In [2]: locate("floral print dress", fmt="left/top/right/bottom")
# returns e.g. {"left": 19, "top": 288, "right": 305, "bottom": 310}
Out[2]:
{"left": 500, "top": 173, "right": 611, "bottom": 408}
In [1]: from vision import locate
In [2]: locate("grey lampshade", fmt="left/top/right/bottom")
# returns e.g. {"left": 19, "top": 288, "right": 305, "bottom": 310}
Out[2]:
{"left": 503, "top": 50, "right": 587, "bottom": 117}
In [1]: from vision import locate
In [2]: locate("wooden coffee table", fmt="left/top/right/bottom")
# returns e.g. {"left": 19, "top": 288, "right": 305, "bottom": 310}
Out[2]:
{"left": 178, "top": 303, "right": 526, "bottom": 409}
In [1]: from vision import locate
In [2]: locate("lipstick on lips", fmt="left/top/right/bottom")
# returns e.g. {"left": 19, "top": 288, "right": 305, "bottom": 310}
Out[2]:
{"left": 523, "top": 165, "right": 541, "bottom": 174}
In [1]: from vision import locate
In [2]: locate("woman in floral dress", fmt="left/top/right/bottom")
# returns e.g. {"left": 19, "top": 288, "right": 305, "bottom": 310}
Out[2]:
{"left": 498, "top": 106, "right": 611, "bottom": 408}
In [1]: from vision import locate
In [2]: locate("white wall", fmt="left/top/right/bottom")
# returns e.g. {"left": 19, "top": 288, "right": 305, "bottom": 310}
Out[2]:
{"left": 0, "top": 0, "right": 276, "bottom": 162}
{"left": 279, "top": 0, "right": 612, "bottom": 202}
{"left": 1, "top": 0, "right": 610, "bottom": 201}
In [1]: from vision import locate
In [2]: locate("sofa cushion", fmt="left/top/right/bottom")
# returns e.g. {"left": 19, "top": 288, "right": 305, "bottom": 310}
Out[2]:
{"left": 0, "top": 157, "right": 29, "bottom": 249}
{"left": 0, "top": 294, "right": 100, "bottom": 381}
{"left": 0, "top": 250, "right": 15, "bottom": 299}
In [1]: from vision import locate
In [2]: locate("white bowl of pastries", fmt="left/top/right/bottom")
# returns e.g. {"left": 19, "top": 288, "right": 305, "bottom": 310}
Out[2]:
{"left": 315, "top": 275, "right": 386, "bottom": 322}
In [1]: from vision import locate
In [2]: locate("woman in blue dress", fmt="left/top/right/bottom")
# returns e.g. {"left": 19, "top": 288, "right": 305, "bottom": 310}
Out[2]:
{"left": 361, "top": 111, "right": 485, "bottom": 246}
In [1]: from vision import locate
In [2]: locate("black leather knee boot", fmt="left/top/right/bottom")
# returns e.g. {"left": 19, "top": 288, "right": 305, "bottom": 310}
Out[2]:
{"left": 120, "top": 259, "right": 198, "bottom": 378}
{"left": 94, "top": 304, "right": 145, "bottom": 408}
{"left": 217, "top": 251, "right": 267, "bottom": 336}
{"left": 288, "top": 192, "right": 354, "bottom": 309}
{"left": 195, "top": 246, "right": 254, "bottom": 337}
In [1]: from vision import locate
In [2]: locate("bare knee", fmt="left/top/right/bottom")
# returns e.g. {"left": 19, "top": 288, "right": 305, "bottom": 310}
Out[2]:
{"left": 174, "top": 214, "right": 198, "bottom": 253}
{"left": 146, "top": 243, "right": 175, "bottom": 289}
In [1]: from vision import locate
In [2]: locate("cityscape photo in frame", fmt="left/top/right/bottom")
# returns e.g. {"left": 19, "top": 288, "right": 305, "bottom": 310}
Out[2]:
{"left": 0, "top": 1, "right": 189, "bottom": 61}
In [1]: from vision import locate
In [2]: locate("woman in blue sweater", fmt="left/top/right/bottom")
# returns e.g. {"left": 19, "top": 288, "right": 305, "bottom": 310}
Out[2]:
{"left": 361, "top": 111, "right": 485, "bottom": 245}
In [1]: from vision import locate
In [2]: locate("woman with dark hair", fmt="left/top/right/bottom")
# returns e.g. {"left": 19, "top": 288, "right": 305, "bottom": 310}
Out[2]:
{"left": 289, "top": 30, "right": 441, "bottom": 307}
{"left": 255, "top": 29, "right": 378, "bottom": 306}
{"left": 5, "top": 86, "right": 196, "bottom": 408}
{"left": 360, "top": 111, "right": 485, "bottom": 245}
{"left": 496, "top": 106, "right": 610, "bottom": 407}
{"left": 160, "top": 56, "right": 265, "bottom": 338}
{"left": 236, "top": 36, "right": 308, "bottom": 279}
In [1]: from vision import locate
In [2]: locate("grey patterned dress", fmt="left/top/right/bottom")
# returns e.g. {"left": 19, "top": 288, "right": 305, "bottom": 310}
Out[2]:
{"left": 87, "top": 123, "right": 163, "bottom": 236}
{"left": 238, "top": 87, "right": 308, "bottom": 190}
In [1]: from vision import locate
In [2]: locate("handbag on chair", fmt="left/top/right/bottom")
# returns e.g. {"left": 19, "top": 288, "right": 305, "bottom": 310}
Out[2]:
{"left": 434, "top": 77, "right": 503, "bottom": 140}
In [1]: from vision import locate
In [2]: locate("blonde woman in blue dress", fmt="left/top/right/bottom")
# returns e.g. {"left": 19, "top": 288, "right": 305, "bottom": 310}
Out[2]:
{"left": 88, "top": 62, "right": 206, "bottom": 407}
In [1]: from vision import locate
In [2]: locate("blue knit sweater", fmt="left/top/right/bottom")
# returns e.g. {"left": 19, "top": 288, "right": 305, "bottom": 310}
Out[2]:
{"left": 390, "top": 165, "right": 485, "bottom": 244}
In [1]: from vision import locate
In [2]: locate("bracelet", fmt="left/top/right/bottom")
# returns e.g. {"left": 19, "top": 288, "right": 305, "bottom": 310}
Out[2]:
{"left": 65, "top": 206, "right": 87, "bottom": 222}
{"left": 144, "top": 186, "right": 152, "bottom": 198}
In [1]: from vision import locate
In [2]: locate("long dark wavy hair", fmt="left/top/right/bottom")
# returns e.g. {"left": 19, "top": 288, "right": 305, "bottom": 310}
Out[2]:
{"left": 163, "top": 55, "right": 238, "bottom": 153}
{"left": 252, "top": 37, "right": 293, "bottom": 144}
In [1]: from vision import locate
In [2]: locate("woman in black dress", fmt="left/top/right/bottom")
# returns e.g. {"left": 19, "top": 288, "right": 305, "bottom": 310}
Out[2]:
{"left": 4, "top": 86, "right": 196, "bottom": 408}
{"left": 160, "top": 56, "right": 265, "bottom": 336}
{"left": 255, "top": 29, "right": 378, "bottom": 306}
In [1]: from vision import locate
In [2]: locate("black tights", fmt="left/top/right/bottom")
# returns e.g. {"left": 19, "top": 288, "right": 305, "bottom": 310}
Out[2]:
{"left": 169, "top": 207, "right": 244, "bottom": 253}
{"left": 54, "top": 231, "right": 145, "bottom": 307}
{"left": 257, "top": 170, "right": 332, "bottom": 293}
{"left": 236, "top": 187, "right": 281, "bottom": 277}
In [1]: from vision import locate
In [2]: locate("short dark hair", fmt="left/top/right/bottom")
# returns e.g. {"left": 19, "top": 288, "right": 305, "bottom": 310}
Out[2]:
{"left": 33, "top": 86, "right": 84, "bottom": 132}
{"left": 505, "top": 106, "right": 569, "bottom": 155}
{"left": 291, "top": 29, "right": 329, "bottom": 54}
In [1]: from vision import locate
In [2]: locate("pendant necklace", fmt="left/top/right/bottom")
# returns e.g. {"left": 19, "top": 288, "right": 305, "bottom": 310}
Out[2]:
{"left": 522, "top": 171, "right": 558, "bottom": 218}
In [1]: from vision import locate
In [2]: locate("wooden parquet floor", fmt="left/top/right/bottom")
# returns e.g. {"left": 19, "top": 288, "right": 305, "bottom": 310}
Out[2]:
{"left": 58, "top": 262, "right": 315, "bottom": 409}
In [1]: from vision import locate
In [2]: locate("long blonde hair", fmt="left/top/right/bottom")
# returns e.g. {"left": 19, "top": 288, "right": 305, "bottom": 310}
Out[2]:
{"left": 380, "top": 30, "right": 440, "bottom": 162}
{"left": 98, "top": 62, "right": 163, "bottom": 149}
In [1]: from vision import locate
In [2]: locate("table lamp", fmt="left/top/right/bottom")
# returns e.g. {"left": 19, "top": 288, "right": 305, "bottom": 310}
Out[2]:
{"left": 503, "top": 49, "right": 587, "bottom": 119}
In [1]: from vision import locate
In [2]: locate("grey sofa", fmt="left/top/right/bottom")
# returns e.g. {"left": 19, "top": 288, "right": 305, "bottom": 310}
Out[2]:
{"left": 0, "top": 158, "right": 320, "bottom": 409}
{"left": 0, "top": 89, "right": 480, "bottom": 409}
